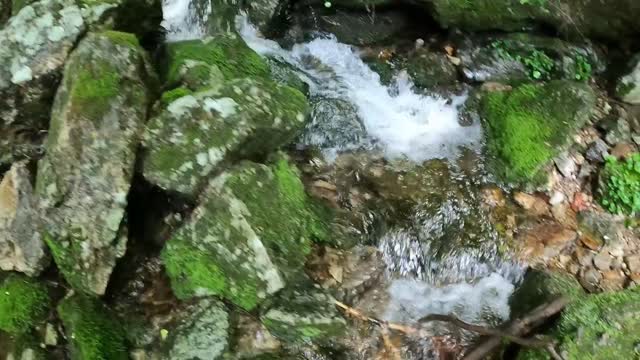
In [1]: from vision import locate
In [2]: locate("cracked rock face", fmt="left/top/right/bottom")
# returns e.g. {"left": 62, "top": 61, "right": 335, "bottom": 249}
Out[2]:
{"left": 36, "top": 31, "right": 156, "bottom": 295}
{"left": 0, "top": 162, "right": 49, "bottom": 276}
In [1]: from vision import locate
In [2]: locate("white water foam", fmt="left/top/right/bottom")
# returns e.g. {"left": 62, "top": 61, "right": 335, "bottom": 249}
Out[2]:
{"left": 383, "top": 273, "right": 515, "bottom": 326}
{"left": 162, "top": 0, "right": 211, "bottom": 42}
{"left": 237, "top": 17, "right": 482, "bottom": 162}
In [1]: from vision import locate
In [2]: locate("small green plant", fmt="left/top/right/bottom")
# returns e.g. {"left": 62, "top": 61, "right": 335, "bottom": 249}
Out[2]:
{"left": 599, "top": 153, "right": 640, "bottom": 216}
{"left": 491, "top": 41, "right": 554, "bottom": 80}
{"left": 519, "top": 50, "right": 554, "bottom": 80}
{"left": 573, "top": 54, "right": 592, "bottom": 81}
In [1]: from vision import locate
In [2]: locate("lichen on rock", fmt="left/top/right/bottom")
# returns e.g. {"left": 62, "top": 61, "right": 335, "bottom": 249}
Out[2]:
{"left": 142, "top": 77, "right": 308, "bottom": 197}
{"left": 161, "top": 159, "right": 330, "bottom": 310}
{"left": 0, "top": 162, "right": 49, "bottom": 276}
{"left": 479, "top": 80, "right": 595, "bottom": 185}
{"left": 36, "top": 31, "right": 156, "bottom": 295}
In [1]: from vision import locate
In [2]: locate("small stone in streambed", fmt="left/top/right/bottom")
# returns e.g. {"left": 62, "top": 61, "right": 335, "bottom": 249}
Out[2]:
{"left": 585, "top": 138, "right": 610, "bottom": 163}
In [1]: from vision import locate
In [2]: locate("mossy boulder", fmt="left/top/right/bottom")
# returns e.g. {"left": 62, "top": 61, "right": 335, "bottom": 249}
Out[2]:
{"left": 479, "top": 80, "right": 595, "bottom": 185}
{"left": 57, "top": 295, "right": 128, "bottom": 360}
{"left": 165, "top": 35, "right": 271, "bottom": 88}
{"left": 518, "top": 286, "right": 640, "bottom": 359}
{"left": 142, "top": 77, "right": 308, "bottom": 198}
{"left": 0, "top": 0, "right": 161, "bottom": 166}
{"left": 261, "top": 286, "right": 347, "bottom": 342}
{"left": 423, "top": 0, "right": 640, "bottom": 42}
{"left": 161, "top": 159, "right": 330, "bottom": 310}
{"left": 36, "top": 31, "right": 156, "bottom": 295}
{"left": 0, "top": 0, "right": 9, "bottom": 26}
{"left": 458, "top": 33, "right": 602, "bottom": 83}
{"left": 165, "top": 299, "right": 229, "bottom": 359}
{"left": 0, "top": 274, "right": 49, "bottom": 335}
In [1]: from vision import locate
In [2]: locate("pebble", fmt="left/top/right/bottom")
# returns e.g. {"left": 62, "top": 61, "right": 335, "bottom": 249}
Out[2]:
{"left": 624, "top": 255, "right": 640, "bottom": 274}
{"left": 554, "top": 152, "right": 577, "bottom": 178}
{"left": 580, "top": 267, "right": 602, "bottom": 292}
{"left": 593, "top": 252, "right": 612, "bottom": 271}
{"left": 585, "top": 138, "right": 610, "bottom": 163}
{"left": 549, "top": 191, "right": 565, "bottom": 205}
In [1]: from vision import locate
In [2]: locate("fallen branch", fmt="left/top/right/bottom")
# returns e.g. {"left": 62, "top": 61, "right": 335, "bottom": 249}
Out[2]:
{"left": 462, "top": 296, "right": 569, "bottom": 360}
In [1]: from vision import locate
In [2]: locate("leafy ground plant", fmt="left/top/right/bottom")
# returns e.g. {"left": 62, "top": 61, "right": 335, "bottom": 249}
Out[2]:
{"left": 599, "top": 153, "right": 640, "bottom": 215}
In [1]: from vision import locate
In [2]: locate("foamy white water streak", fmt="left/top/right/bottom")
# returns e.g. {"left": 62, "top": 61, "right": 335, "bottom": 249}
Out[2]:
{"left": 238, "top": 17, "right": 482, "bottom": 162}
{"left": 162, "top": 0, "right": 210, "bottom": 41}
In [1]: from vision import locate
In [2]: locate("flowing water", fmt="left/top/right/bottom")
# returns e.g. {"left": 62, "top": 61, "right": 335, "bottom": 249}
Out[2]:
{"left": 162, "top": 3, "right": 525, "bottom": 357}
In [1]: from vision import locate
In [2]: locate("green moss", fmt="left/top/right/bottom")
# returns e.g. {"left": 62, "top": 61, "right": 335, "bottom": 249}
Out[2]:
{"left": 161, "top": 241, "right": 226, "bottom": 299}
{"left": 160, "top": 87, "right": 193, "bottom": 105}
{"left": 11, "top": 0, "right": 32, "bottom": 15}
{"left": 165, "top": 36, "right": 270, "bottom": 86}
{"left": 101, "top": 31, "right": 139, "bottom": 48}
{"left": 480, "top": 81, "right": 594, "bottom": 184}
{"left": 431, "top": 0, "right": 541, "bottom": 31}
{"left": 598, "top": 153, "right": 640, "bottom": 215}
{"left": 69, "top": 60, "right": 120, "bottom": 121}
{"left": 0, "top": 275, "right": 49, "bottom": 335}
{"left": 518, "top": 287, "right": 640, "bottom": 360}
{"left": 44, "top": 232, "right": 89, "bottom": 294}
{"left": 57, "top": 295, "right": 127, "bottom": 360}
{"left": 510, "top": 270, "right": 584, "bottom": 317}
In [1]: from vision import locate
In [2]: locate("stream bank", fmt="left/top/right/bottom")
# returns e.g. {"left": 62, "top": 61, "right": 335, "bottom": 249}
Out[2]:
{"left": 0, "top": 0, "right": 639, "bottom": 359}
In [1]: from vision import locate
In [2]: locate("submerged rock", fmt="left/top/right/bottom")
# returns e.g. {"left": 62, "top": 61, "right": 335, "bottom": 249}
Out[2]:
{"left": 261, "top": 286, "right": 347, "bottom": 342}
{"left": 161, "top": 159, "right": 330, "bottom": 310}
{"left": 166, "top": 299, "right": 229, "bottom": 360}
{"left": 312, "top": 9, "right": 409, "bottom": 46}
{"left": 479, "top": 80, "right": 595, "bottom": 185}
{"left": 36, "top": 31, "right": 156, "bottom": 295}
{"left": 403, "top": 48, "right": 458, "bottom": 90}
{"left": 143, "top": 77, "right": 308, "bottom": 198}
{"left": 0, "top": 162, "right": 49, "bottom": 276}
{"left": 57, "top": 295, "right": 128, "bottom": 360}
{"left": 423, "top": 0, "right": 640, "bottom": 42}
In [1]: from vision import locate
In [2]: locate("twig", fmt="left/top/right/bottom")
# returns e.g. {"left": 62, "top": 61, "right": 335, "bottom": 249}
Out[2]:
{"left": 418, "top": 314, "right": 551, "bottom": 348}
{"left": 463, "top": 297, "right": 569, "bottom": 360}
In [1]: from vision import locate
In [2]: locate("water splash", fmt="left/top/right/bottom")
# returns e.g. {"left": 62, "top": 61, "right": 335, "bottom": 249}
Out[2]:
{"left": 237, "top": 17, "right": 482, "bottom": 162}
{"left": 162, "top": 0, "right": 211, "bottom": 41}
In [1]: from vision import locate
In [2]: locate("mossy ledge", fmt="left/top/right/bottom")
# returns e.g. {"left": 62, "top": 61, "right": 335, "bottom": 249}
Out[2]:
{"left": 57, "top": 295, "right": 128, "bottom": 360}
{"left": 479, "top": 80, "right": 595, "bottom": 185}
{"left": 0, "top": 274, "right": 50, "bottom": 335}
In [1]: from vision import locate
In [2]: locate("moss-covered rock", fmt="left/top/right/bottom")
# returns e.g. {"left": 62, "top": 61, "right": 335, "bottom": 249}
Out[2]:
{"left": 0, "top": 0, "right": 161, "bottom": 166}
{"left": 510, "top": 269, "right": 584, "bottom": 316}
{"left": 403, "top": 49, "right": 458, "bottom": 89}
{"left": 0, "top": 0, "right": 10, "bottom": 26}
{"left": 58, "top": 295, "right": 128, "bottom": 360}
{"left": 261, "top": 286, "right": 347, "bottom": 342}
{"left": 458, "top": 33, "right": 602, "bottom": 83}
{"left": 518, "top": 286, "right": 640, "bottom": 359}
{"left": 142, "top": 77, "right": 308, "bottom": 197}
{"left": 165, "top": 35, "right": 271, "bottom": 88}
{"left": 424, "top": 0, "right": 640, "bottom": 42}
{"left": 36, "top": 32, "right": 156, "bottom": 295}
{"left": 479, "top": 80, "right": 595, "bottom": 185}
{"left": 161, "top": 159, "right": 330, "bottom": 310}
{"left": 166, "top": 298, "right": 229, "bottom": 359}
{"left": 0, "top": 274, "right": 49, "bottom": 335}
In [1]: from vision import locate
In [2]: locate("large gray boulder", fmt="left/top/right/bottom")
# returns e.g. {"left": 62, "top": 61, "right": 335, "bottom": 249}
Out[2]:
{"left": 161, "top": 159, "right": 330, "bottom": 310}
{"left": 423, "top": 0, "right": 640, "bottom": 42}
{"left": 142, "top": 77, "right": 309, "bottom": 198}
{"left": 0, "top": 162, "right": 49, "bottom": 276}
{"left": 167, "top": 299, "right": 230, "bottom": 360}
{"left": 0, "top": 0, "right": 162, "bottom": 166}
{"left": 36, "top": 31, "right": 156, "bottom": 295}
